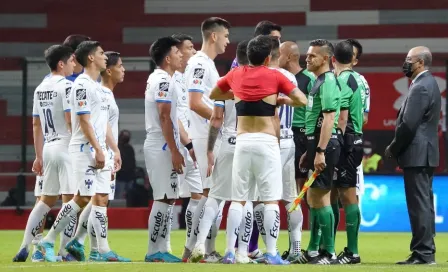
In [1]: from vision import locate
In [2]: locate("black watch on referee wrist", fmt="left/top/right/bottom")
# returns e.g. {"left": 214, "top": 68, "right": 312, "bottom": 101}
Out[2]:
{"left": 316, "top": 147, "right": 325, "bottom": 153}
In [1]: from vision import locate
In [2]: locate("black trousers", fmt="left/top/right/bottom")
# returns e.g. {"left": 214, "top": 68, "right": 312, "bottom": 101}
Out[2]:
{"left": 403, "top": 167, "right": 436, "bottom": 262}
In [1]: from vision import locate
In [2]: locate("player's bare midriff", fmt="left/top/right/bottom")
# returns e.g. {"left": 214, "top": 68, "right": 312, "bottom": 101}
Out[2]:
{"left": 235, "top": 94, "right": 278, "bottom": 137}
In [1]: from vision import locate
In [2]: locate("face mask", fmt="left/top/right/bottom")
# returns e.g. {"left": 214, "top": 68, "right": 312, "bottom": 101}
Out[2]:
{"left": 402, "top": 61, "right": 416, "bottom": 78}
{"left": 364, "top": 148, "right": 372, "bottom": 155}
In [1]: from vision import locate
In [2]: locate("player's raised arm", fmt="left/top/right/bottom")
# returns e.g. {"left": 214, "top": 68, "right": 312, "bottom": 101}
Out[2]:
{"left": 210, "top": 71, "right": 234, "bottom": 101}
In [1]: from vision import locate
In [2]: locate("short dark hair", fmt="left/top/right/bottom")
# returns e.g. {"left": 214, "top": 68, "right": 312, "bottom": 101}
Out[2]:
{"left": 334, "top": 41, "right": 354, "bottom": 65}
{"left": 44, "top": 45, "right": 73, "bottom": 71}
{"left": 254, "top": 20, "right": 282, "bottom": 36}
{"left": 309, "top": 39, "right": 334, "bottom": 61}
{"left": 236, "top": 40, "right": 249, "bottom": 65}
{"left": 171, "top": 33, "right": 193, "bottom": 43}
{"left": 201, "top": 17, "right": 231, "bottom": 39}
{"left": 74, "top": 41, "right": 101, "bottom": 67}
{"left": 63, "top": 34, "right": 91, "bottom": 52}
{"left": 345, "top": 39, "right": 363, "bottom": 60}
{"left": 247, "top": 35, "right": 272, "bottom": 66}
{"left": 105, "top": 51, "right": 121, "bottom": 67}
{"left": 269, "top": 36, "right": 280, "bottom": 60}
{"left": 149, "top": 36, "right": 182, "bottom": 66}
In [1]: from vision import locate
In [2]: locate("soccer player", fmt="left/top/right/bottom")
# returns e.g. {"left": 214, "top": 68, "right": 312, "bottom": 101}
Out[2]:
{"left": 66, "top": 51, "right": 125, "bottom": 261}
{"left": 210, "top": 35, "right": 307, "bottom": 265}
{"left": 332, "top": 41, "right": 367, "bottom": 264}
{"left": 189, "top": 40, "right": 251, "bottom": 264}
{"left": 144, "top": 36, "right": 184, "bottom": 263}
{"left": 38, "top": 41, "right": 128, "bottom": 262}
{"left": 298, "top": 39, "right": 341, "bottom": 265}
{"left": 268, "top": 37, "right": 303, "bottom": 263}
{"left": 183, "top": 17, "right": 230, "bottom": 261}
{"left": 13, "top": 45, "right": 75, "bottom": 262}
{"left": 170, "top": 33, "right": 201, "bottom": 256}
{"left": 63, "top": 34, "right": 92, "bottom": 80}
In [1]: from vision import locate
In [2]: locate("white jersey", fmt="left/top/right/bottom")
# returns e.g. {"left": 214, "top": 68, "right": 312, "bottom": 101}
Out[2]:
{"left": 103, "top": 86, "right": 119, "bottom": 143}
{"left": 69, "top": 74, "right": 110, "bottom": 147}
{"left": 173, "top": 71, "right": 190, "bottom": 130}
{"left": 271, "top": 68, "right": 297, "bottom": 146}
{"left": 32, "top": 75, "right": 72, "bottom": 144}
{"left": 214, "top": 100, "right": 237, "bottom": 138}
{"left": 355, "top": 72, "right": 371, "bottom": 113}
{"left": 185, "top": 51, "right": 220, "bottom": 139}
{"left": 144, "top": 68, "right": 180, "bottom": 147}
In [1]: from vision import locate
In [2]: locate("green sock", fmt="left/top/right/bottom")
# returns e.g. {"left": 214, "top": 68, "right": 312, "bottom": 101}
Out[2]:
{"left": 316, "top": 206, "right": 335, "bottom": 254}
{"left": 344, "top": 204, "right": 360, "bottom": 254}
{"left": 307, "top": 208, "right": 321, "bottom": 252}
{"left": 332, "top": 202, "right": 340, "bottom": 242}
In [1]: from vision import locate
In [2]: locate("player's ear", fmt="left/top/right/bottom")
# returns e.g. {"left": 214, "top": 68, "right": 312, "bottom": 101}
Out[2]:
{"left": 211, "top": 32, "right": 217, "bottom": 43}
{"left": 88, "top": 53, "right": 95, "bottom": 63}
{"left": 263, "top": 55, "right": 271, "bottom": 66}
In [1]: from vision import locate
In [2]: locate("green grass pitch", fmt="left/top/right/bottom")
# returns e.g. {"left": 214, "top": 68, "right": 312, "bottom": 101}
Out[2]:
{"left": 1, "top": 230, "right": 448, "bottom": 271}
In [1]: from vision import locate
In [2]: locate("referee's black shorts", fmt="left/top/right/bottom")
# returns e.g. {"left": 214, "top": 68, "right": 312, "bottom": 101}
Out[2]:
{"left": 306, "top": 134, "right": 341, "bottom": 190}
{"left": 335, "top": 133, "right": 363, "bottom": 188}
{"left": 292, "top": 127, "right": 307, "bottom": 179}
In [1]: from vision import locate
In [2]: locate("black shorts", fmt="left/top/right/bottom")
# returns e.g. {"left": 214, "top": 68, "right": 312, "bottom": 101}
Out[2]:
{"left": 292, "top": 127, "right": 308, "bottom": 179}
{"left": 335, "top": 134, "right": 363, "bottom": 188}
{"left": 306, "top": 134, "right": 341, "bottom": 190}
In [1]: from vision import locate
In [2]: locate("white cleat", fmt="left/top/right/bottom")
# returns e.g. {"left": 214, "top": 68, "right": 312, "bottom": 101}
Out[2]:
{"left": 248, "top": 248, "right": 264, "bottom": 259}
{"left": 236, "top": 252, "right": 256, "bottom": 264}
{"left": 189, "top": 244, "right": 205, "bottom": 263}
{"left": 200, "top": 251, "right": 222, "bottom": 263}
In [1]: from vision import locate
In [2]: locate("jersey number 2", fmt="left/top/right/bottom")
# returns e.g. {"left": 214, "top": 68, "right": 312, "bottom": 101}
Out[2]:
{"left": 43, "top": 108, "right": 56, "bottom": 134}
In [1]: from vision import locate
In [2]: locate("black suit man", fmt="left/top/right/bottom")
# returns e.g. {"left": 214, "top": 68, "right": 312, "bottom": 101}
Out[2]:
{"left": 386, "top": 46, "right": 441, "bottom": 265}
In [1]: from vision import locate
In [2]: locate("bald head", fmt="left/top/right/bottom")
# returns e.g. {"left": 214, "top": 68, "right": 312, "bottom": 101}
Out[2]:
{"left": 280, "top": 41, "right": 300, "bottom": 58}
{"left": 408, "top": 46, "right": 432, "bottom": 68}
{"left": 278, "top": 41, "right": 300, "bottom": 71}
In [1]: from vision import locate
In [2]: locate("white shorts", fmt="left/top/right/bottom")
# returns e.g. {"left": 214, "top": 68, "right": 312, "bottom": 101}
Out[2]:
{"left": 69, "top": 144, "right": 111, "bottom": 197}
{"left": 191, "top": 137, "right": 221, "bottom": 190}
{"left": 356, "top": 165, "right": 365, "bottom": 195}
{"left": 281, "top": 143, "right": 297, "bottom": 203}
{"left": 106, "top": 149, "right": 116, "bottom": 200}
{"left": 179, "top": 147, "right": 202, "bottom": 198}
{"left": 42, "top": 142, "right": 75, "bottom": 196}
{"left": 232, "top": 133, "right": 282, "bottom": 202}
{"left": 34, "top": 175, "right": 43, "bottom": 197}
{"left": 209, "top": 136, "right": 235, "bottom": 201}
{"left": 144, "top": 141, "right": 179, "bottom": 200}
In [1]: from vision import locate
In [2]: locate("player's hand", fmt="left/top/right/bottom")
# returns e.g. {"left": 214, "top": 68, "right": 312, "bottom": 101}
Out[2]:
{"left": 299, "top": 152, "right": 308, "bottom": 170}
{"left": 113, "top": 151, "right": 122, "bottom": 173}
{"left": 188, "top": 148, "right": 198, "bottom": 169}
{"left": 206, "top": 151, "right": 215, "bottom": 177}
{"left": 32, "top": 157, "right": 43, "bottom": 176}
{"left": 172, "top": 149, "right": 185, "bottom": 174}
{"left": 363, "top": 114, "right": 368, "bottom": 126}
{"left": 94, "top": 149, "right": 105, "bottom": 169}
{"left": 314, "top": 152, "right": 326, "bottom": 173}
{"left": 276, "top": 96, "right": 289, "bottom": 106}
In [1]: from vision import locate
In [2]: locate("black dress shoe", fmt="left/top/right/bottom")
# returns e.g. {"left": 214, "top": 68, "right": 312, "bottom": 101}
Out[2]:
{"left": 397, "top": 255, "right": 435, "bottom": 265}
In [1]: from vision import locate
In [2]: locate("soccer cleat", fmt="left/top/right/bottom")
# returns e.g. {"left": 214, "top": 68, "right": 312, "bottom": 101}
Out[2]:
{"left": 189, "top": 244, "right": 206, "bottom": 263}
{"left": 65, "top": 239, "right": 85, "bottom": 261}
{"left": 37, "top": 242, "right": 58, "bottom": 262}
{"left": 96, "top": 251, "right": 130, "bottom": 262}
{"left": 337, "top": 247, "right": 361, "bottom": 264}
{"left": 145, "top": 252, "right": 164, "bottom": 262}
{"left": 252, "top": 253, "right": 267, "bottom": 264}
{"left": 286, "top": 252, "right": 303, "bottom": 264}
{"left": 181, "top": 247, "right": 192, "bottom": 262}
{"left": 264, "top": 253, "right": 290, "bottom": 265}
{"left": 297, "top": 250, "right": 319, "bottom": 264}
{"left": 199, "top": 251, "right": 222, "bottom": 263}
{"left": 221, "top": 251, "right": 236, "bottom": 264}
{"left": 235, "top": 252, "right": 256, "bottom": 264}
{"left": 248, "top": 248, "right": 264, "bottom": 259}
{"left": 158, "top": 252, "right": 182, "bottom": 263}
{"left": 60, "top": 252, "right": 78, "bottom": 262}
{"left": 281, "top": 250, "right": 289, "bottom": 260}
{"left": 309, "top": 250, "right": 338, "bottom": 265}
{"left": 31, "top": 250, "right": 44, "bottom": 262}
{"left": 89, "top": 251, "right": 100, "bottom": 261}
{"left": 13, "top": 247, "right": 29, "bottom": 262}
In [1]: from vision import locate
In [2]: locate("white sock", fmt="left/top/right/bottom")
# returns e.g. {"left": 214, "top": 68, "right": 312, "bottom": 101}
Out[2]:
{"left": 226, "top": 202, "right": 243, "bottom": 254}
{"left": 186, "top": 196, "right": 207, "bottom": 250}
{"left": 89, "top": 205, "right": 110, "bottom": 254}
{"left": 162, "top": 204, "right": 174, "bottom": 253}
{"left": 59, "top": 203, "right": 78, "bottom": 256}
{"left": 74, "top": 201, "right": 92, "bottom": 245}
{"left": 285, "top": 202, "right": 303, "bottom": 256}
{"left": 32, "top": 233, "right": 43, "bottom": 253}
{"left": 20, "top": 201, "right": 50, "bottom": 250}
{"left": 184, "top": 198, "right": 199, "bottom": 246}
{"left": 87, "top": 216, "right": 98, "bottom": 252}
{"left": 264, "top": 204, "right": 280, "bottom": 255}
{"left": 196, "top": 197, "right": 220, "bottom": 250}
{"left": 43, "top": 200, "right": 81, "bottom": 244}
{"left": 237, "top": 201, "right": 254, "bottom": 256}
{"left": 148, "top": 201, "right": 169, "bottom": 255}
{"left": 206, "top": 200, "right": 225, "bottom": 254}
{"left": 253, "top": 203, "right": 267, "bottom": 247}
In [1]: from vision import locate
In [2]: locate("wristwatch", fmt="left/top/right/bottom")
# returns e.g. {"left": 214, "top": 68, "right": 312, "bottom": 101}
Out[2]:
{"left": 316, "top": 147, "right": 325, "bottom": 153}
